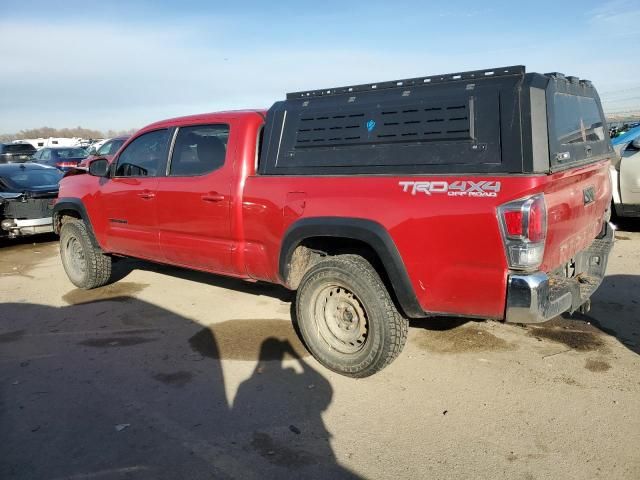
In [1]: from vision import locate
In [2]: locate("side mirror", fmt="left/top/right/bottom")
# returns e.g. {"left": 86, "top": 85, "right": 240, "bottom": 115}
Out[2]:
{"left": 88, "top": 158, "right": 110, "bottom": 177}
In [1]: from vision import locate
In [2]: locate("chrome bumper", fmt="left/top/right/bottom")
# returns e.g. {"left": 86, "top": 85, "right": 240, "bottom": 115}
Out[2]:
{"left": 1, "top": 217, "right": 54, "bottom": 237}
{"left": 505, "top": 222, "right": 615, "bottom": 324}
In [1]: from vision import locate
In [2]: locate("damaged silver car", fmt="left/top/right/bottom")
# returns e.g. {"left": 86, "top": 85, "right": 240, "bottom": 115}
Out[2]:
{"left": 0, "top": 163, "right": 62, "bottom": 238}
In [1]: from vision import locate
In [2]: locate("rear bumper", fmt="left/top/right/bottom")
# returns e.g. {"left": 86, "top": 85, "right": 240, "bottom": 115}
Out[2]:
{"left": 505, "top": 222, "right": 614, "bottom": 324}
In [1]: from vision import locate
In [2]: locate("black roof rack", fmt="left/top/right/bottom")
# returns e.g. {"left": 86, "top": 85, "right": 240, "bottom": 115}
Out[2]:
{"left": 286, "top": 65, "right": 526, "bottom": 100}
{"left": 544, "top": 72, "right": 593, "bottom": 87}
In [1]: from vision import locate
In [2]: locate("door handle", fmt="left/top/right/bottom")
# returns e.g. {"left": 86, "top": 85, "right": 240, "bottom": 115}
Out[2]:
{"left": 137, "top": 190, "right": 155, "bottom": 200}
{"left": 201, "top": 192, "right": 225, "bottom": 202}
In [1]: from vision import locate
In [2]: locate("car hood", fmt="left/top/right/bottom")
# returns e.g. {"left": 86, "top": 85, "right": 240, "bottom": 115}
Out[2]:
{"left": 612, "top": 125, "right": 640, "bottom": 157}
{"left": 609, "top": 126, "right": 640, "bottom": 168}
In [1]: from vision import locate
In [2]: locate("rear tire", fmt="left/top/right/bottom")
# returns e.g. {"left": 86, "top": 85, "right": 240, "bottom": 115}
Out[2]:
{"left": 295, "top": 254, "right": 408, "bottom": 378}
{"left": 59, "top": 218, "right": 112, "bottom": 289}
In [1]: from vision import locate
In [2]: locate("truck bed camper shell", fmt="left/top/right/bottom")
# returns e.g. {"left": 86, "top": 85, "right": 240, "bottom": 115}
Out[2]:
{"left": 260, "top": 65, "right": 611, "bottom": 175}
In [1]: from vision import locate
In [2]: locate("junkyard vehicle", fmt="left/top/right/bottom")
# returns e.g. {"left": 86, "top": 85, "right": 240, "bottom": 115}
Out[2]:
{"left": 0, "top": 143, "right": 37, "bottom": 164}
{"left": 31, "top": 147, "right": 89, "bottom": 171}
{"left": 610, "top": 125, "right": 640, "bottom": 217}
{"left": 54, "top": 66, "right": 614, "bottom": 377}
{"left": 78, "top": 136, "right": 130, "bottom": 168}
{"left": 0, "top": 163, "right": 62, "bottom": 237}
{"left": 609, "top": 122, "right": 639, "bottom": 139}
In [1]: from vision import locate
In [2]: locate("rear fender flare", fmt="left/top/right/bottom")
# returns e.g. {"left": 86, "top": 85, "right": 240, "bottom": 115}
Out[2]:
{"left": 279, "top": 217, "right": 425, "bottom": 318}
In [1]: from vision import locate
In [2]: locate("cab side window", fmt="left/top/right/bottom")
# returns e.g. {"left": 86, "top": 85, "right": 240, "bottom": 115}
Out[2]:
{"left": 115, "top": 129, "right": 170, "bottom": 177}
{"left": 169, "top": 125, "right": 229, "bottom": 176}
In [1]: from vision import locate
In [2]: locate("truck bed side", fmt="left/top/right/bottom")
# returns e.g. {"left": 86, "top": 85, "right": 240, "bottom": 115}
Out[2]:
{"left": 242, "top": 166, "right": 610, "bottom": 320}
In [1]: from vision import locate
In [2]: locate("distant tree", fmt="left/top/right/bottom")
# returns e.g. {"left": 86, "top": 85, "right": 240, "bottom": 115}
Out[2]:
{"left": 0, "top": 126, "right": 138, "bottom": 142}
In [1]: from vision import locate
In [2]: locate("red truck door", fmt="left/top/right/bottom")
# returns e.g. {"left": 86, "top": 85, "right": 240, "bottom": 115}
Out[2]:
{"left": 100, "top": 129, "right": 171, "bottom": 259}
{"left": 154, "top": 123, "right": 234, "bottom": 273}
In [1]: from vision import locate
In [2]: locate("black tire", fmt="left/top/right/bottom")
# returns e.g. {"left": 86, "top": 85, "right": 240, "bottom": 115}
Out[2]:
{"left": 59, "top": 218, "right": 112, "bottom": 289}
{"left": 295, "top": 254, "right": 408, "bottom": 378}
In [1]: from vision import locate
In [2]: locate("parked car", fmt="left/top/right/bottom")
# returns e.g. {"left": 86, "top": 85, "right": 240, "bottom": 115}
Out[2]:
{"left": 78, "top": 136, "right": 129, "bottom": 168}
{"left": 610, "top": 125, "right": 640, "bottom": 217}
{"left": 31, "top": 147, "right": 89, "bottom": 171}
{"left": 85, "top": 139, "right": 108, "bottom": 155}
{"left": 53, "top": 65, "right": 614, "bottom": 377}
{"left": 0, "top": 163, "right": 63, "bottom": 238}
{"left": 609, "top": 122, "right": 640, "bottom": 139}
{"left": 0, "top": 143, "right": 37, "bottom": 163}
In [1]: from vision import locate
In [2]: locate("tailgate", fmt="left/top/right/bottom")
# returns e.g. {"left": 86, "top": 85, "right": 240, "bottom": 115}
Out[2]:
{"left": 539, "top": 159, "right": 611, "bottom": 272}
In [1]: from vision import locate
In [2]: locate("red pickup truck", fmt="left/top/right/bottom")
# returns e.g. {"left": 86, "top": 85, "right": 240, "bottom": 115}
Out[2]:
{"left": 54, "top": 66, "right": 614, "bottom": 377}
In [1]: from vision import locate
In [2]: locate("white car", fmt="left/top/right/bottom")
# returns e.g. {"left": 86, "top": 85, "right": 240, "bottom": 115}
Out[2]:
{"left": 610, "top": 126, "right": 640, "bottom": 218}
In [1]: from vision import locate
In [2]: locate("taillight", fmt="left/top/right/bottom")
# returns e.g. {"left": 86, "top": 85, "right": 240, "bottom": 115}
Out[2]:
{"left": 56, "top": 162, "right": 77, "bottom": 168}
{"left": 503, "top": 210, "right": 524, "bottom": 237}
{"left": 498, "top": 194, "right": 547, "bottom": 270}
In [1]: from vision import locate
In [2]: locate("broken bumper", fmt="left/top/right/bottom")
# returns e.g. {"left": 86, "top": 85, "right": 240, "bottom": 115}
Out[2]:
{"left": 505, "top": 223, "right": 614, "bottom": 324}
{"left": 1, "top": 217, "right": 54, "bottom": 237}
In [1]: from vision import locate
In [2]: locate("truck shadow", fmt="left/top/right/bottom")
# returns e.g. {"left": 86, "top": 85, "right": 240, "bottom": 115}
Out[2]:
{"left": 0, "top": 232, "right": 57, "bottom": 249}
{"left": 110, "top": 258, "right": 640, "bottom": 358}
{"left": 576, "top": 273, "right": 640, "bottom": 356}
{"left": 110, "top": 257, "right": 294, "bottom": 302}
{"left": 0, "top": 298, "right": 359, "bottom": 479}
{"left": 407, "top": 274, "right": 639, "bottom": 358}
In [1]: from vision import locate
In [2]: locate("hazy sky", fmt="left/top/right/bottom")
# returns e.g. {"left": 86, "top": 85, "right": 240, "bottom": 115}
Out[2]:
{"left": 1, "top": 0, "right": 639, "bottom": 133}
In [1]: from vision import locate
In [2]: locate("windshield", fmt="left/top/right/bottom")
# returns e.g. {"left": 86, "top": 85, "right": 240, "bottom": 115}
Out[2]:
{"left": 52, "top": 148, "right": 88, "bottom": 159}
{"left": 553, "top": 94, "right": 606, "bottom": 145}
{"left": 0, "top": 168, "right": 63, "bottom": 190}
{"left": 97, "top": 139, "right": 126, "bottom": 156}
{"left": 3, "top": 144, "right": 36, "bottom": 154}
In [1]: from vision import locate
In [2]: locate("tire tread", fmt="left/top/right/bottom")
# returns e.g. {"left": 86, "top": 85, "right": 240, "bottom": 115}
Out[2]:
{"left": 60, "top": 218, "right": 112, "bottom": 289}
{"left": 296, "top": 254, "right": 408, "bottom": 378}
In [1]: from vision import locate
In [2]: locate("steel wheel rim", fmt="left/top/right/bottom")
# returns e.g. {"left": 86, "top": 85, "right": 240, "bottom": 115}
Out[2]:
{"left": 312, "top": 284, "right": 368, "bottom": 354}
{"left": 65, "top": 236, "right": 86, "bottom": 278}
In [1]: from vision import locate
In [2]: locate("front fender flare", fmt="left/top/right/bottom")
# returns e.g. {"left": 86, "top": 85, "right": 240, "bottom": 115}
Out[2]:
{"left": 53, "top": 197, "right": 101, "bottom": 249}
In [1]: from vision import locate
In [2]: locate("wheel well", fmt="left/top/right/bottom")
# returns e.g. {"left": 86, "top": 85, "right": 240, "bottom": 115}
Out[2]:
{"left": 280, "top": 217, "right": 426, "bottom": 318}
{"left": 54, "top": 209, "right": 81, "bottom": 234}
{"left": 287, "top": 236, "right": 388, "bottom": 291}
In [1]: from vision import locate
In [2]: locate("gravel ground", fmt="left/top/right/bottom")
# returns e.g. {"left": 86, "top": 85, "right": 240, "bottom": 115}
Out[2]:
{"left": 1, "top": 222, "right": 639, "bottom": 480}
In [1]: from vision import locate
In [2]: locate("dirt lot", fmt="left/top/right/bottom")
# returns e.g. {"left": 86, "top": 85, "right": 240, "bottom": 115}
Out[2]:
{"left": 1, "top": 223, "right": 639, "bottom": 480}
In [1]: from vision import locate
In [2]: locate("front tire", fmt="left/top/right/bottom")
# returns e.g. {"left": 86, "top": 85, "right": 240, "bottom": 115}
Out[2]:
{"left": 59, "top": 218, "right": 112, "bottom": 289}
{"left": 295, "top": 254, "right": 408, "bottom": 378}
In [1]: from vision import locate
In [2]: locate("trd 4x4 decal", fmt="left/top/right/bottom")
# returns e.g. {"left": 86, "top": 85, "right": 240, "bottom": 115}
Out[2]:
{"left": 399, "top": 180, "right": 501, "bottom": 198}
